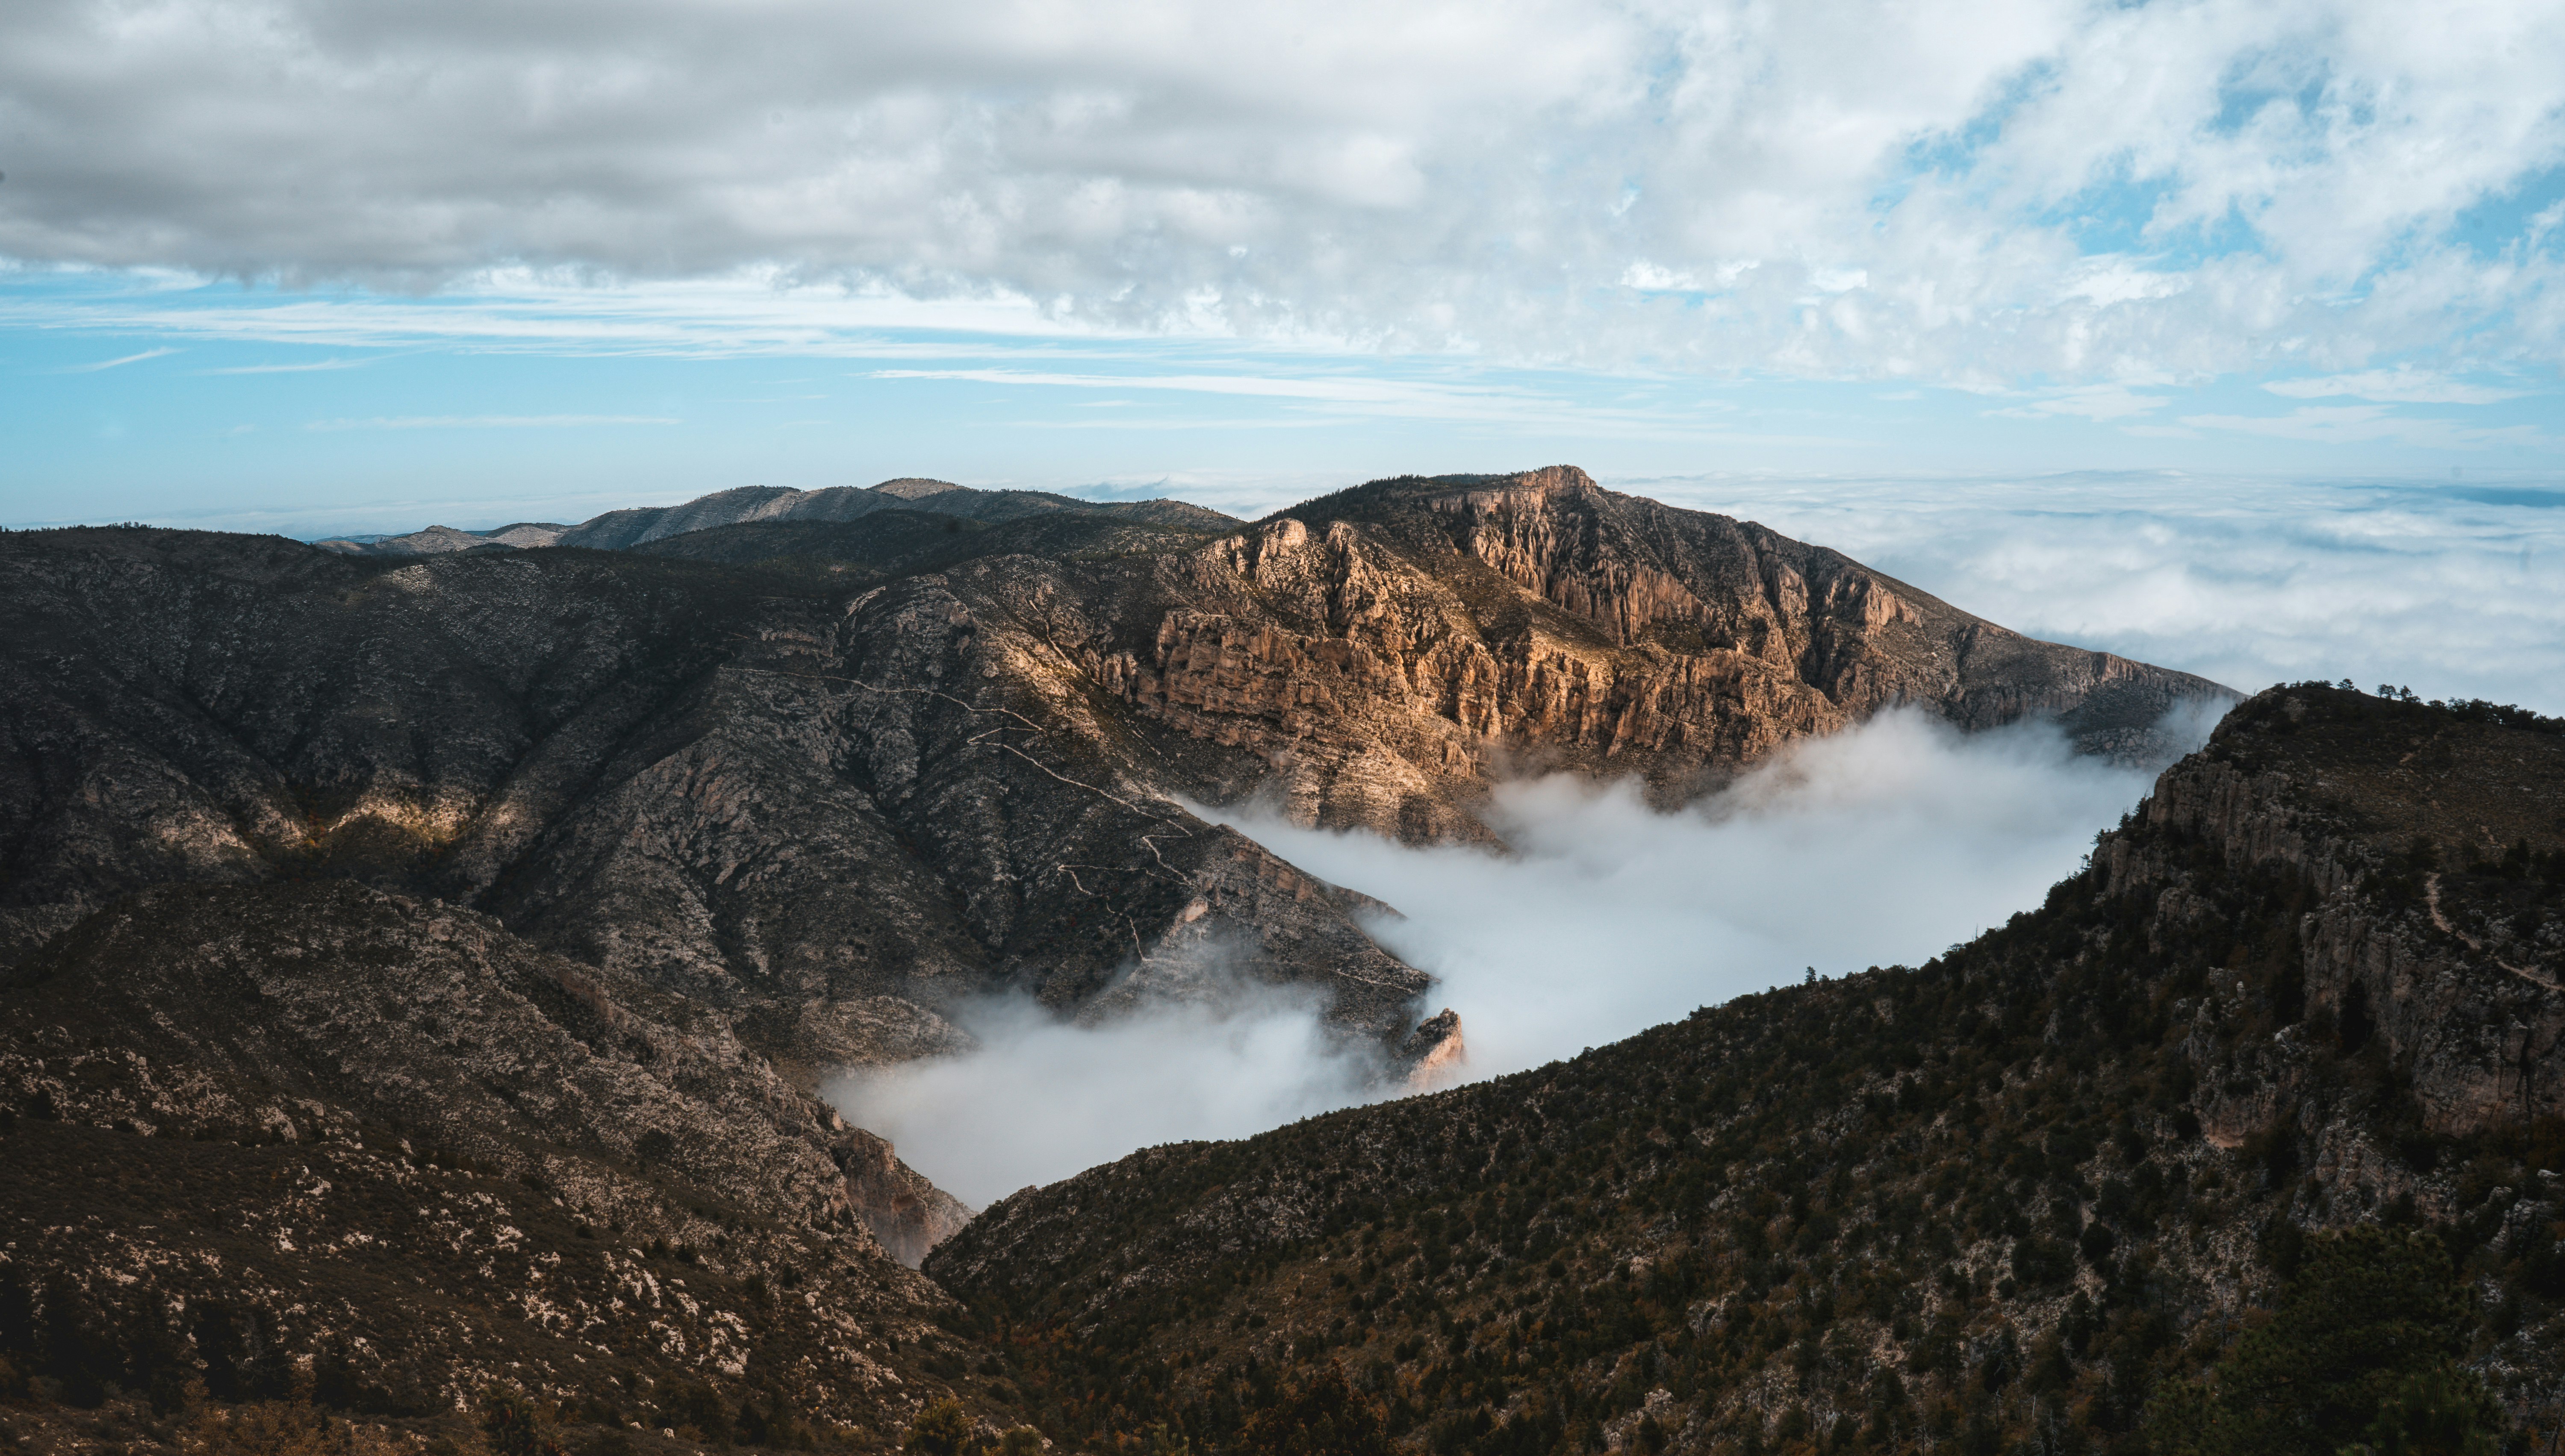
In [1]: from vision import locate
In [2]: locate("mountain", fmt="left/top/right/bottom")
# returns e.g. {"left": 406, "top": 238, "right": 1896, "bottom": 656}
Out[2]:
{"left": 314, "top": 523, "right": 573, "bottom": 555}
{"left": 924, "top": 683, "right": 2565, "bottom": 1454}
{"left": 0, "top": 461, "right": 2552, "bottom": 1456}
{"left": 0, "top": 468, "right": 2222, "bottom": 1088}
{"left": 310, "top": 478, "right": 1249, "bottom": 557}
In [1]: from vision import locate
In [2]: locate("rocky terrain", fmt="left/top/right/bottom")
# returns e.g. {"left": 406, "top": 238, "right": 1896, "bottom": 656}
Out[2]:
{"left": 0, "top": 466, "right": 2263, "bottom": 1455}
{"left": 0, "top": 468, "right": 2216, "bottom": 1084}
{"left": 1, "top": 880, "right": 1011, "bottom": 1449}
{"left": 926, "top": 685, "right": 2565, "bottom": 1454}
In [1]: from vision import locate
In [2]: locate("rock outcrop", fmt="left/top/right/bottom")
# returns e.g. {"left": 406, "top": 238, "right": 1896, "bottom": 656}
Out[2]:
{"left": 2103, "top": 685, "right": 2565, "bottom": 1147}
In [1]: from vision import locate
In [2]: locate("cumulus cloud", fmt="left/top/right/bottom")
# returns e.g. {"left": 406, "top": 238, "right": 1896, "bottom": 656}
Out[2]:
{"left": 828, "top": 709, "right": 2186, "bottom": 1205}
{"left": 3, "top": 0, "right": 2561, "bottom": 381}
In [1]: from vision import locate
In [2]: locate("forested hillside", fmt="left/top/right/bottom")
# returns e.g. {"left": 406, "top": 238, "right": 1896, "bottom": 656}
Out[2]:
{"left": 928, "top": 685, "right": 2565, "bottom": 1455}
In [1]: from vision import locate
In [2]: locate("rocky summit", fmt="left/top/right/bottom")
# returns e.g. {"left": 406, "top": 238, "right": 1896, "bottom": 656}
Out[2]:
{"left": 9, "top": 472, "right": 2552, "bottom": 1456}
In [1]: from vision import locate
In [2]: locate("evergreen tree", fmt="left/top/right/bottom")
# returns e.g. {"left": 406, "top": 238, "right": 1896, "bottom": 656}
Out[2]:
{"left": 2145, "top": 1228, "right": 2496, "bottom": 1456}
{"left": 1238, "top": 1360, "right": 1390, "bottom": 1456}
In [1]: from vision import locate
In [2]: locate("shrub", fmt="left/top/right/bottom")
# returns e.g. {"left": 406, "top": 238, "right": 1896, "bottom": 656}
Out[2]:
{"left": 902, "top": 1398, "right": 973, "bottom": 1456}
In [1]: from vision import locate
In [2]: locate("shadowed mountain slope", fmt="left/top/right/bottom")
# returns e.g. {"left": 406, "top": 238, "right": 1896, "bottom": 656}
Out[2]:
{"left": 926, "top": 685, "right": 2565, "bottom": 1454}
{"left": 0, "top": 528, "right": 1421, "bottom": 1089}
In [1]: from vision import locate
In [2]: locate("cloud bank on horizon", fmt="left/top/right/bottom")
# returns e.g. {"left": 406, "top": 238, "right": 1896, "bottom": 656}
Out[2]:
{"left": 4, "top": 0, "right": 2561, "bottom": 387}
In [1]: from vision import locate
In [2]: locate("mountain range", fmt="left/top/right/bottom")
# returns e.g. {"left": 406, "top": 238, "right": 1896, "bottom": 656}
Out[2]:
{"left": 3, "top": 468, "right": 2553, "bottom": 1456}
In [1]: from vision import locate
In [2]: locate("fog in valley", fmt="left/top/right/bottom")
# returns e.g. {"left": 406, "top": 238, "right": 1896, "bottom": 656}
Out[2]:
{"left": 829, "top": 705, "right": 2216, "bottom": 1207}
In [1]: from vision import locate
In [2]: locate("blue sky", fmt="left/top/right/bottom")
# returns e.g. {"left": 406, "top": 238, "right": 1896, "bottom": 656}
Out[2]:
{"left": 5, "top": 266, "right": 2557, "bottom": 538}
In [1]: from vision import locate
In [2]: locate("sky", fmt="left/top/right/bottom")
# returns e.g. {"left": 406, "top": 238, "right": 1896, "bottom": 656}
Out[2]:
{"left": 3, "top": 0, "right": 2561, "bottom": 542}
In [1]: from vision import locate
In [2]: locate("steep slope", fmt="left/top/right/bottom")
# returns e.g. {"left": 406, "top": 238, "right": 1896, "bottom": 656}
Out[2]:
{"left": 0, "top": 468, "right": 2222, "bottom": 1079}
{"left": 0, "top": 528, "right": 1426, "bottom": 1082}
{"left": 925, "top": 685, "right": 2565, "bottom": 1454}
{"left": 0, "top": 879, "right": 1013, "bottom": 1444}
{"left": 1093, "top": 468, "right": 2219, "bottom": 840}
{"left": 629, "top": 504, "right": 1236, "bottom": 586}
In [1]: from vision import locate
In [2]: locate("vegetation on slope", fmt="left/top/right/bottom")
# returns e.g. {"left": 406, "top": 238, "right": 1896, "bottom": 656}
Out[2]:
{"left": 927, "top": 687, "right": 2565, "bottom": 1456}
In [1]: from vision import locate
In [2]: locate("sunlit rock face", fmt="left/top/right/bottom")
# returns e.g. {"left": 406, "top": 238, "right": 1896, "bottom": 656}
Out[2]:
{"left": 1109, "top": 466, "right": 2223, "bottom": 843}
{"left": 0, "top": 471, "right": 2219, "bottom": 1080}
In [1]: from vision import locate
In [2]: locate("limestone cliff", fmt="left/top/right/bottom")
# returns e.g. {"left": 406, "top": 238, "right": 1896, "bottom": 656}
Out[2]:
{"left": 1096, "top": 467, "right": 2222, "bottom": 839}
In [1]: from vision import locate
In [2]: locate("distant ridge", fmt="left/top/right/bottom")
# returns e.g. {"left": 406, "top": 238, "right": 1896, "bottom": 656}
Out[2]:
{"left": 311, "top": 521, "right": 571, "bottom": 555}
{"left": 313, "top": 478, "right": 1215, "bottom": 556}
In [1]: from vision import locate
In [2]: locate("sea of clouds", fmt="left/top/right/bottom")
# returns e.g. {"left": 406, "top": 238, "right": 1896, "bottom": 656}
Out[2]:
{"left": 830, "top": 707, "right": 2203, "bottom": 1207}
{"left": 1617, "top": 471, "right": 2565, "bottom": 715}
{"left": 830, "top": 463, "right": 2565, "bottom": 1207}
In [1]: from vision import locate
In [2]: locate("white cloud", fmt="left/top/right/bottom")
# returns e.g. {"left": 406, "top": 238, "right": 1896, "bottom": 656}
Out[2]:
{"left": 2264, "top": 366, "right": 2538, "bottom": 405}
{"left": 827, "top": 987, "right": 1379, "bottom": 1207}
{"left": 1620, "top": 261, "right": 1703, "bottom": 291}
{"left": 2179, "top": 405, "right": 2555, "bottom": 449}
{"left": 867, "top": 365, "right": 1761, "bottom": 435}
{"left": 1989, "top": 383, "right": 2170, "bottom": 421}
{"left": 302, "top": 413, "right": 678, "bottom": 430}
{"left": 58, "top": 346, "right": 180, "bottom": 372}
{"left": 0, "top": 0, "right": 2558, "bottom": 382}
{"left": 2058, "top": 258, "right": 2191, "bottom": 307}
{"left": 1222, "top": 710, "right": 2186, "bottom": 1080}
{"left": 198, "top": 357, "right": 371, "bottom": 375}
{"left": 830, "top": 709, "right": 2186, "bottom": 1203}
{"left": 1618, "top": 469, "right": 2565, "bottom": 715}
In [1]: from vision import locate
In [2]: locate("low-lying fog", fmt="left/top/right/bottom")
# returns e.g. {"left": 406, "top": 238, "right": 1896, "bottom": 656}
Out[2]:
{"left": 828, "top": 705, "right": 2218, "bottom": 1208}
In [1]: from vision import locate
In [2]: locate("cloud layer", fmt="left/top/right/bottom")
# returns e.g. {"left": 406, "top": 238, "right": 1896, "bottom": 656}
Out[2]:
{"left": 828, "top": 709, "right": 2180, "bottom": 1205}
{"left": 1620, "top": 471, "right": 2565, "bottom": 715}
{"left": 5, "top": 0, "right": 2561, "bottom": 382}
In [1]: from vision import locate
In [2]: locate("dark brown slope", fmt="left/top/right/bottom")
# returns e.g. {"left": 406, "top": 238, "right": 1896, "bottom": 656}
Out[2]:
{"left": 0, "top": 527, "right": 1429, "bottom": 1087}
{"left": 315, "top": 477, "right": 1239, "bottom": 558}
{"left": 925, "top": 685, "right": 2563, "bottom": 1455}
{"left": 0, "top": 879, "right": 1010, "bottom": 1442}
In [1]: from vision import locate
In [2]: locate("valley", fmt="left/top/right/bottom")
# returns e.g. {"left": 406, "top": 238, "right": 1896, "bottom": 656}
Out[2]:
{"left": 1, "top": 473, "right": 2554, "bottom": 1456}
